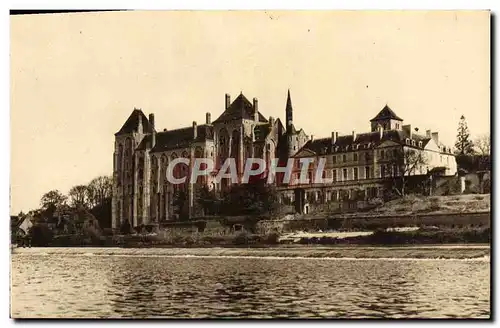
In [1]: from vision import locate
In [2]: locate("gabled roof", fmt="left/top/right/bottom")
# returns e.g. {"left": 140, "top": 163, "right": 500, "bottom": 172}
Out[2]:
{"left": 370, "top": 105, "right": 403, "bottom": 122}
{"left": 148, "top": 124, "right": 214, "bottom": 153}
{"left": 213, "top": 93, "right": 268, "bottom": 123}
{"left": 115, "top": 109, "right": 154, "bottom": 136}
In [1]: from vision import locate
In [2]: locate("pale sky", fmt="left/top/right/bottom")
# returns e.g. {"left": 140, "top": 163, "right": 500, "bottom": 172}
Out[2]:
{"left": 10, "top": 10, "right": 490, "bottom": 214}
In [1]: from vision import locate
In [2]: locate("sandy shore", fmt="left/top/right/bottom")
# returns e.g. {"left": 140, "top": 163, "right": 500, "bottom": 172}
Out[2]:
{"left": 12, "top": 244, "right": 490, "bottom": 260}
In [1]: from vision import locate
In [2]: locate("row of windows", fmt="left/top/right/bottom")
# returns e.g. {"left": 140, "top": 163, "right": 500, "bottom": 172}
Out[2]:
{"left": 328, "top": 149, "right": 399, "bottom": 164}
{"left": 293, "top": 166, "right": 374, "bottom": 183}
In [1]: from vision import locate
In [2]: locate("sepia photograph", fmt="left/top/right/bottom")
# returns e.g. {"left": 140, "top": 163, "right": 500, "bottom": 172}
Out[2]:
{"left": 9, "top": 9, "right": 491, "bottom": 319}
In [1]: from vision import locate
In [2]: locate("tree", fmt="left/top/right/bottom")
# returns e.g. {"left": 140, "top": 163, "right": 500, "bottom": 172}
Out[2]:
{"left": 386, "top": 147, "right": 429, "bottom": 198}
{"left": 68, "top": 185, "right": 89, "bottom": 208}
{"left": 474, "top": 134, "right": 490, "bottom": 155}
{"left": 455, "top": 115, "right": 475, "bottom": 155}
{"left": 86, "top": 176, "right": 112, "bottom": 208}
{"left": 194, "top": 185, "right": 220, "bottom": 216}
{"left": 220, "top": 180, "right": 280, "bottom": 216}
{"left": 172, "top": 189, "right": 188, "bottom": 220}
{"left": 40, "top": 190, "right": 67, "bottom": 218}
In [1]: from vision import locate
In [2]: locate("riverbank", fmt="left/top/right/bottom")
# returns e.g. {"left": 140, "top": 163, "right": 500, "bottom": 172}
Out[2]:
{"left": 12, "top": 244, "right": 490, "bottom": 259}
{"left": 40, "top": 226, "right": 490, "bottom": 248}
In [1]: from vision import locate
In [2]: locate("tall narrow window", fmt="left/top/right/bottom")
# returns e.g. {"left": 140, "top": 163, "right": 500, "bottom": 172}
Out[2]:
{"left": 365, "top": 166, "right": 370, "bottom": 179}
{"left": 353, "top": 153, "right": 358, "bottom": 161}
{"left": 343, "top": 168, "right": 348, "bottom": 181}
{"left": 381, "top": 165, "right": 386, "bottom": 178}
{"left": 332, "top": 170, "right": 337, "bottom": 182}
{"left": 381, "top": 150, "right": 385, "bottom": 160}
{"left": 342, "top": 154, "right": 347, "bottom": 163}
{"left": 353, "top": 167, "right": 358, "bottom": 180}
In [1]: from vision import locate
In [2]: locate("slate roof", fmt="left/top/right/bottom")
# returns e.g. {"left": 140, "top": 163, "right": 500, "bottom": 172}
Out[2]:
{"left": 142, "top": 124, "right": 214, "bottom": 153}
{"left": 213, "top": 93, "right": 268, "bottom": 123}
{"left": 115, "top": 109, "right": 155, "bottom": 136}
{"left": 370, "top": 105, "right": 403, "bottom": 122}
{"left": 295, "top": 129, "right": 433, "bottom": 156}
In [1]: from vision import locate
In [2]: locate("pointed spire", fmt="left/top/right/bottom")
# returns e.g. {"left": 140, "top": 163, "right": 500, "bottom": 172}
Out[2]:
{"left": 286, "top": 89, "right": 292, "bottom": 111}
{"left": 285, "top": 89, "right": 293, "bottom": 132}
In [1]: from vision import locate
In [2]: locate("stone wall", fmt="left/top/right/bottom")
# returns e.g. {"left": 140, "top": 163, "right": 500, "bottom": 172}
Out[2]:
{"left": 255, "top": 212, "right": 490, "bottom": 234}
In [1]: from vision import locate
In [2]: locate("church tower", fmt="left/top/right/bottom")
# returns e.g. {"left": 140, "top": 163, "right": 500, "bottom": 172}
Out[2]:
{"left": 112, "top": 108, "right": 153, "bottom": 230}
{"left": 285, "top": 89, "right": 300, "bottom": 157}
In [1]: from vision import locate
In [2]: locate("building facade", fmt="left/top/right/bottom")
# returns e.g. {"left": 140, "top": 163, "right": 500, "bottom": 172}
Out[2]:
{"left": 278, "top": 105, "right": 457, "bottom": 211}
{"left": 112, "top": 92, "right": 457, "bottom": 229}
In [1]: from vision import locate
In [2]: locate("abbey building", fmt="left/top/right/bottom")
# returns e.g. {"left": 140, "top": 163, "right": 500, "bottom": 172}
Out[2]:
{"left": 112, "top": 91, "right": 457, "bottom": 229}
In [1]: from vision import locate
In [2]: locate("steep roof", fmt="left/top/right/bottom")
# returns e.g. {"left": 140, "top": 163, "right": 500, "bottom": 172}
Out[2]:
{"left": 295, "top": 129, "right": 432, "bottom": 156}
{"left": 285, "top": 89, "right": 293, "bottom": 116}
{"left": 213, "top": 93, "right": 268, "bottom": 123}
{"left": 146, "top": 124, "right": 214, "bottom": 153}
{"left": 370, "top": 105, "right": 403, "bottom": 122}
{"left": 115, "top": 109, "right": 154, "bottom": 136}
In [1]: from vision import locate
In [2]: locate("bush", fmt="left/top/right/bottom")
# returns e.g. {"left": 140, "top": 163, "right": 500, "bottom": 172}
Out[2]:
{"left": 30, "top": 223, "right": 54, "bottom": 246}
{"left": 119, "top": 220, "right": 132, "bottom": 235}
{"left": 83, "top": 225, "right": 102, "bottom": 243}
{"left": 263, "top": 233, "right": 280, "bottom": 244}
{"left": 232, "top": 232, "right": 251, "bottom": 245}
{"left": 102, "top": 228, "right": 114, "bottom": 236}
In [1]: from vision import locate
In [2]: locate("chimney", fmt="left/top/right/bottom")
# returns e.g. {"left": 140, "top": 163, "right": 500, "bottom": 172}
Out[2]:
{"left": 431, "top": 132, "right": 439, "bottom": 144}
{"left": 269, "top": 116, "right": 274, "bottom": 127}
{"left": 163, "top": 128, "right": 167, "bottom": 132}
{"left": 206, "top": 112, "right": 211, "bottom": 125}
{"left": 426, "top": 129, "right": 432, "bottom": 138}
{"left": 253, "top": 98, "right": 259, "bottom": 121}
{"left": 148, "top": 113, "right": 155, "bottom": 129}
{"left": 352, "top": 129, "right": 357, "bottom": 142}
{"left": 402, "top": 124, "right": 412, "bottom": 139}
{"left": 310, "top": 135, "right": 314, "bottom": 141}
{"left": 149, "top": 113, "right": 156, "bottom": 148}
{"left": 225, "top": 93, "right": 231, "bottom": 109}
{"left": 331, "top": 131, "right": 337, "bottom": 145}
{"left": 193, "top": 121, "right": 197, "bottom": 139}
{"left": 137, "top": 111, "right": 143, "bottom": 134}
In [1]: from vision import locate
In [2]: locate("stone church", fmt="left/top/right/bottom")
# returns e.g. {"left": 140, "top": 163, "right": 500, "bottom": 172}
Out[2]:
{"left": 112, "top": 91, "right": 305, "bottom": 229}
{"left": 112, "top": 91, "right": 457, "bottom": 229}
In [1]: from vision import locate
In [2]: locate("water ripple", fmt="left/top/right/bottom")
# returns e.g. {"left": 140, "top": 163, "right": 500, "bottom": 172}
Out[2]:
{"left": 11, "top": 250, "right": 490, "bottom": 319}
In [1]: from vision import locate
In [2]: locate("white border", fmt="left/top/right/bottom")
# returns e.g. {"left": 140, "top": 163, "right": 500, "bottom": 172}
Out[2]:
{"left": 2, "top": 1, "right": 497, "bottom": 327}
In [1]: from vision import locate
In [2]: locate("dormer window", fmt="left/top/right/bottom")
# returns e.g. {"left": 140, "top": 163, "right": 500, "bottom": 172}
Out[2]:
{"left": 419, "top": 141, "right": 423, "bottom": 148}
{"left": 411, "top": 140, "right": 416, "bottom": 146}
{"left": 405, "top": 138, "right": 410, "bottom": 145}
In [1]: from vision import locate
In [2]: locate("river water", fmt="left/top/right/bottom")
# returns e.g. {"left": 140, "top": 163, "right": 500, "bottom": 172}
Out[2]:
{"left": 11, "top": 247, "right": 490, "bottom": 319}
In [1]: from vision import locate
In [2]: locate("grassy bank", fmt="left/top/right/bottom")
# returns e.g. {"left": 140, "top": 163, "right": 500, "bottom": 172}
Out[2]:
{"left": 372, "top": 194, "right": 490, "bottom": 216}
{"left": 296, "top": 227, "right": 490, "bottom": 245}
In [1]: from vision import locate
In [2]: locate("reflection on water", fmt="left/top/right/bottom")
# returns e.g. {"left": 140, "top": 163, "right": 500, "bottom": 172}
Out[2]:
{"left": 11, "top": 251, "right": 490, "bottom": 319}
